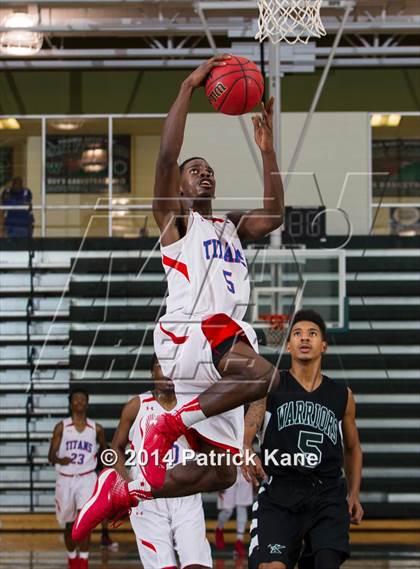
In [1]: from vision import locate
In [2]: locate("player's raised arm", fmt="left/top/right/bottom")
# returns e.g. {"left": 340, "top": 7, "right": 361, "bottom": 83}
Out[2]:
{"left": 342, "top": 388, "right": 364, "bottom": 525}
{"left": 228, "top": 97, "right": 284, "bottom": 241}
{"left": 153, "top": 54, "right": 231, "bottom": 246}
{"left": 111, "top": 397, "right": 140, "bottom": 482}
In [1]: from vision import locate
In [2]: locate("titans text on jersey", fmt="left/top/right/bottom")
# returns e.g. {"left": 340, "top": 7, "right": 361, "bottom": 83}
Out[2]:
{"left": 202, "top": 239, "right": 247, "bottom": 267}
{"left": 65, "top": 440, "right": 94, "bottom": 452}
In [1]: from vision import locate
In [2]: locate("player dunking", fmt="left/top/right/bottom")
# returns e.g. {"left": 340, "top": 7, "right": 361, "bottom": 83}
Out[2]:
{"left": 243, "top": 310, "right": 364, "bottom": 569}
{"left": 72, "top": 54, "right": 284, "bottom": 541}
{"left": 49, "top": 388, "right": 107, "bottom": 569}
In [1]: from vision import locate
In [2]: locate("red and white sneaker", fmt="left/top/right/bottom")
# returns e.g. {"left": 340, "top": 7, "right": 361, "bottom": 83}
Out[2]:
{"left": 72, "top": 469, "right": 147, "bottom": 542}
{"left": 68, "top": 557, "right": 80, "bottom": 569}
{"left": 215, "top": 527, "right": 225, "bottom": 550}
{"left": 234, "top": 539, "right": 246, "bottom": 557}
{"left": 140, "top": 413, "right": 188, "bottom": 489}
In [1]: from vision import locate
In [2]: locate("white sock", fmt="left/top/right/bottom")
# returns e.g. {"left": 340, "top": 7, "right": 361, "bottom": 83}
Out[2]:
{"left": 67, "top": 551, "right": 77, "bottom": 559}
{"left": 236, "top": 505, "right": 248, "bottom": 540}
{"left": 79, "top": 552, "right": 89, "bottom": 559}
{"left": 173, "top": 397, "right": 206, "bottom": 428}
{"left": 217, "top": 507, "right": 233, "bottom": 528}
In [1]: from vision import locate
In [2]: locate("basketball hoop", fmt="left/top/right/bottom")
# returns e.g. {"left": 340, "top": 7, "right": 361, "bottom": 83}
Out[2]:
{"left": 255, "top": 0, "right": 326, "bottom": 44}
{"left": 260, "top": 313, "right": 290, "bottom": 347}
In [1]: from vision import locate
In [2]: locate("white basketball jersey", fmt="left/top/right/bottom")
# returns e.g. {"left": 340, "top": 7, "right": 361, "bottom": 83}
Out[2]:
{"left": 160, "top": 211, "right": 250, "bottom": 320}
{"left": 56, "top": 417, "right": 98, "bottom": 475}
{"left": 129, "top": 392, "right": 190, "bottom": 479}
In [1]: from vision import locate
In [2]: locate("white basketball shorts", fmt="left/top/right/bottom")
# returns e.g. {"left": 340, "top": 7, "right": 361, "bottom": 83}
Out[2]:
{"left": 154, "top": 312, "right": 259, "bottom": 452}
{"left": 217, "top": 467, "right": 254, "bottom": 510}
{"left": 130, "top": 493, "right": 212, "bottom": 569}
{"left": 55, "top": 471, "right": 97, "bottom": 526}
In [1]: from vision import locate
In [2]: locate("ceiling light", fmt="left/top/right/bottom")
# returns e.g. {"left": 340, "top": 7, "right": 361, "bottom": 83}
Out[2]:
{"left": 0, "top": 12, "right": 44, "bottom": 56}
{"left": 370, "top": 114, "right": 384, "bottom": 127}
{"left": 0, "top": 118, "right": 21, "bottom": 129}
{"left": 49, "top": 119, "right": 85, "bottom": 131}
{"left": 387, "top": 114, "right": 401, "bottom": 127}
{"left": 371, "top": 114, "right": 402, "bottom": 127}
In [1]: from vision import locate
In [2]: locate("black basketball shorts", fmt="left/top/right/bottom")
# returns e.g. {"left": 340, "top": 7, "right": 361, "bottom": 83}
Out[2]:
{"left": 248, "top": 475, "right": 350, "bottom": 569}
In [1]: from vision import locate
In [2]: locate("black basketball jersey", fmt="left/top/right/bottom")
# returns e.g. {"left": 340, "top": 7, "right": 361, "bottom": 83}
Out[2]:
{"left": 260, "top": 370, "right": 348, "bottom": 479}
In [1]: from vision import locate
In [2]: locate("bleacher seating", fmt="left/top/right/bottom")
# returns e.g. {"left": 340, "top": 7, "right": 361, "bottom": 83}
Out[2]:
{"left": 1, "top": 237, "right": 419, "bottom": 519}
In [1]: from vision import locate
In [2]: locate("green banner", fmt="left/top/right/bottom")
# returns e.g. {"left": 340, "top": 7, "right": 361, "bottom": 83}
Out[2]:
{"left": 46, "top": 135, "right": 130, "bottom": 194}
{"left": 372, "top": 139, "right": 420, "bottom": 198}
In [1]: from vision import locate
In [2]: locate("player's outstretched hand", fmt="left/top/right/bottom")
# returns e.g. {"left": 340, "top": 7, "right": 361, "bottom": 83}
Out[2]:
{"left": 184, "top": 54, "right": 231, "bottom": 89}
{"left": 252, "top": 96, "right": 275, "bottom": 154}
{"left": 348, "top": 494, "right": 364, "bottom": 525}
{"left": 242, "top": 446, "right": 267, "bottom": 488}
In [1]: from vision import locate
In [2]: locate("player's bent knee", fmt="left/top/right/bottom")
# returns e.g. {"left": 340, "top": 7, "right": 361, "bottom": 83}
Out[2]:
{"left": 248, "top": 363, "right": 280, "bottom": 400}
{"left": 215, "top": 462, "right": 237, "bottom": 489}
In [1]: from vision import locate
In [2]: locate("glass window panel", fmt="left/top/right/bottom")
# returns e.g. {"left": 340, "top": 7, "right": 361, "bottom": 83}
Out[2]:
{"left": 0, "top": 118, "right": 41, "bottom": 238}
{"left": 45, "top": 118, "right": 110, "bottom": 237}
{"left": 111, "top": 117, "right": 163, "bottom": 238}
{"left": 371, "top": 114, "right": 420, "bottom": 235}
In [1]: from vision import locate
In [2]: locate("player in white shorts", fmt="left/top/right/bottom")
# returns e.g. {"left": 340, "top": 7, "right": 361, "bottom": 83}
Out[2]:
{"left": 215, "top": 467, "right": 253, "bottom": 557}
{"left": 48, "top": 388, "right": 107, "bottom": 569}
{"left": 140, "top": 54, "right": 284, "bottom": 490}
{"left": 72, "top": 55, "right": 284, "bottom": 543}
{"left": 111, "top": 354, "right": 212, "bottom": 569}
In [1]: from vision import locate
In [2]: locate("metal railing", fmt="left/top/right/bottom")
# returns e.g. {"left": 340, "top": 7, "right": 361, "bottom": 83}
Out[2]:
{"left": 25, "top": 227, "right": 36, "bottom": 512}
{"left": 0, "top": 203, "right": 155, "bottom": 238}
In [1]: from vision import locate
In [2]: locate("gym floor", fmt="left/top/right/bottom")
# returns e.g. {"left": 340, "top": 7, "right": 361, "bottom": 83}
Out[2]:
{"left": 1, "top": 533, "right": 419, "bottom": 569}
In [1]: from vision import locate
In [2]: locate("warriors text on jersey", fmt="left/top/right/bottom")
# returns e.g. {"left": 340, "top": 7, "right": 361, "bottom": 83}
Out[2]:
{"left": 55, "top": 417, "right": 98, "bottom": 475}
{"left": 160, "top": 211, "right": 250, "bottom": 320}
{"left": 260, "top": 371, "right": 348, "bottom": 478}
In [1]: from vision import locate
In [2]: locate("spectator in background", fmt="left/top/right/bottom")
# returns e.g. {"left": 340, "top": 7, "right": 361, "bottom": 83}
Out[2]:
{"left": 1, "top": 176, "right": 34, "bottom": 237}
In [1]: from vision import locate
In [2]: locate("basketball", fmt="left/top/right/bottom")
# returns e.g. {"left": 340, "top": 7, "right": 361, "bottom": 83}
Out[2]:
{"left": 205, "top": 55, "right": 264, "bottom": 115}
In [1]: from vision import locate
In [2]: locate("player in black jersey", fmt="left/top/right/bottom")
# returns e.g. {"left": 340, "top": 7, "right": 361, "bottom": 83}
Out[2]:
{"left": 243, "top": 310, "right": 363, "bottom": 569}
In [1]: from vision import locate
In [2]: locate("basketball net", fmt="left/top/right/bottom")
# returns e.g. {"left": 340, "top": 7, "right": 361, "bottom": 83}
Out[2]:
{"left": 260, "top": 313, "right": 290, "bottom": 347}
{"left": 255, "top": 0, "right": 326, "bottom": 44}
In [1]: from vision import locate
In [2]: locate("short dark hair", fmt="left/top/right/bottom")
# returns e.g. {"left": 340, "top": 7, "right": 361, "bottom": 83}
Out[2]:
{"left": 288, "top": 309, "right": 327, "bottom": 341}
{"left": 68, "top": 387, "right": 89, "bottom": 405}
{"left": 179, "top": 156, "right": 207, "bottom": 174}
{"left": 150, "top": 352, "right": 158, "bottom": 373}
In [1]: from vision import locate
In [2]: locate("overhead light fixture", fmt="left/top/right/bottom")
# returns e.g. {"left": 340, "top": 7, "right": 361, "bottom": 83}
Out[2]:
{"left": 387, "top": 114, "right": 402, "bottom": 127}
{"left": 0, "top": 12, "right": 44, "bottom": 56}
{"left": 370, "top": 114, "right": 384, "bottom": 127}
{"left": 0, "top": 118, "right": 21, "bottom": 129}
{"left": 49, "top": 119, "right": 85, "bottom": 131}
{"left": 371, "top": 114, "right": 401, "bottom": 127}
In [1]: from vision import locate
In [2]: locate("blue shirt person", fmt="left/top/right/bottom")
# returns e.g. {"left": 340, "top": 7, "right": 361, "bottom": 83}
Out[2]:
{"left": 1, "top": 177, "right": 34, "bottom": 237}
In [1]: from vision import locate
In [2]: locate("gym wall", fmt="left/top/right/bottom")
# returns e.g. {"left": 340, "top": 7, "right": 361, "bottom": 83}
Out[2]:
{"left": 182, "top": 112, "right": 370, "bottom": 235}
